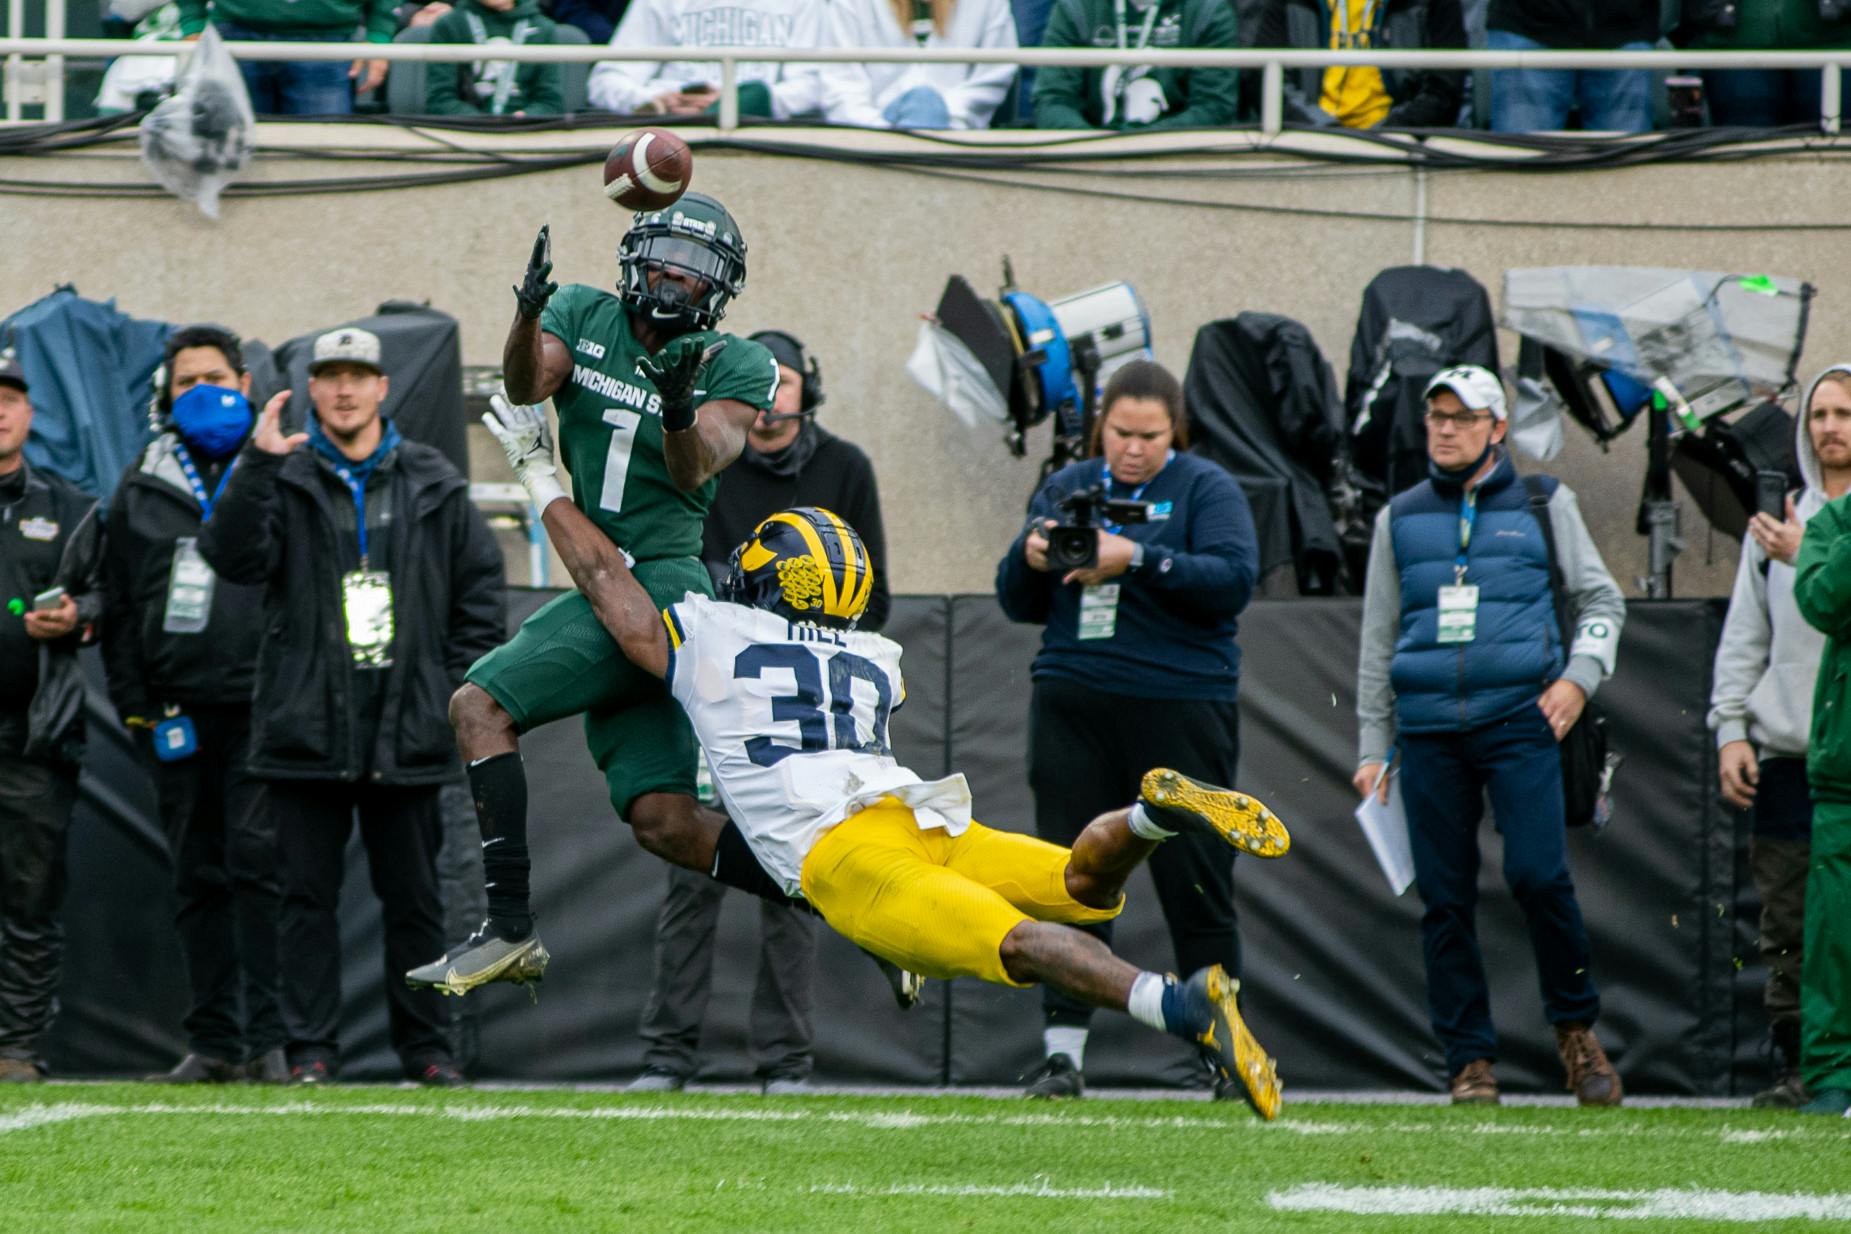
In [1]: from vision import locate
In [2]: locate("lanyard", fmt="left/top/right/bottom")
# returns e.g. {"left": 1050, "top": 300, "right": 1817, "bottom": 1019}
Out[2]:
{"left": 328, "top": 462, "right": 374, "bottom": 570}
{"left": 1330, "top": 0, "right": 1378, "bottom": 48}
{"left": 172, "top": 442, "right": 236, "bottom": 523}
{"left": 1454, "top": 488, "right": 1478, "bottom": 584}
{"left": 1113, "top": 0, "right": 1161, "bottom": 51}
{"left": 1100, "top": 450, "right": 1172, "bottom": 533}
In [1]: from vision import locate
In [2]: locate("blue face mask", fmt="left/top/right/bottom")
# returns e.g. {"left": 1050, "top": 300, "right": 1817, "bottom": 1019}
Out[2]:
{"left": 171, "top": 383, "right": 253, "bottom": 459}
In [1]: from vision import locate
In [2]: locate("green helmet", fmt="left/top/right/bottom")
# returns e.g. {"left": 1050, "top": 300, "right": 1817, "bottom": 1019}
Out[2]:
{"left": 616, "top": 192, "right": 748, "bottom": 334}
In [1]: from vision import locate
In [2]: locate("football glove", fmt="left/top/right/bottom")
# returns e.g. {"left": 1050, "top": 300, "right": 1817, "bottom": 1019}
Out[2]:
{"left": 637, "top": 336, "right": 726, "bottom": 432}
{"left": 483, "top": 393, "right": 566, "bottom": 512}
{"left": 513, "top": 224, "right": 558, "bottom": 321}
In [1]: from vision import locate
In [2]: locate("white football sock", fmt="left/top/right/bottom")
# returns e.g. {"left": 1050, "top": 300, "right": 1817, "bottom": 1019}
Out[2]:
{"left": 1127, "top": 802, "right": 1176, "bottom": 841}
{"left": 1127, "top": 971, "right": 1171, "bottom": 1033}
{"left": 1043, "top": 1026, "right": 1088, "bottom": 1070}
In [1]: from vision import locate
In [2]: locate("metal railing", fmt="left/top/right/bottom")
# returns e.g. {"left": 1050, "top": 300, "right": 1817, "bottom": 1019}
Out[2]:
{"left": 2, "top": 38, "right": 1847, "bottom": 136}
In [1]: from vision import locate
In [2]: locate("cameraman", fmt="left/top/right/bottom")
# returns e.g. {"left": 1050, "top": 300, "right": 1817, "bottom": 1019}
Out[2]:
{"left": 994, "top": 358, "right": 1258, "bottom": 1099}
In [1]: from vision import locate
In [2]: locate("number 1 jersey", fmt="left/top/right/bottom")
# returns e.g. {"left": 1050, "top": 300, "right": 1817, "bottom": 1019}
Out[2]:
{"left": 663, "top": 594, "right": 974, "bottom": 896}
{"left": 541, "top": 283, "right": 779, "bottom": 562}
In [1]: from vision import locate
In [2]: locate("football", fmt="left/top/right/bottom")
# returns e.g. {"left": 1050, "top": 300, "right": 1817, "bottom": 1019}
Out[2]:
{"left": 602, "top": 128, "right": 693, "bottom": 212}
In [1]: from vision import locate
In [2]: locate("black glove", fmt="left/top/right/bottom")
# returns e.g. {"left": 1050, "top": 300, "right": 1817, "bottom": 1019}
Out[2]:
{"left": 513, "top": 224, "right": 558, "bottom": 321}
{"left": 638, "top": 336, "right": 726, "bottom": 432}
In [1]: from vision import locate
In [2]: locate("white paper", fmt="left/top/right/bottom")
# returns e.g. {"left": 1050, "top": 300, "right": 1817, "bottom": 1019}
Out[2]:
{"left": 1354, "top": 768, "right": 1415, "bottom": 896}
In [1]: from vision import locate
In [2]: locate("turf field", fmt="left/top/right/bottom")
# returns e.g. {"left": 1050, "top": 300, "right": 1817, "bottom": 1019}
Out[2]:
{"left": 1, "top": 1085, "right": 1847, "bottom": 1232}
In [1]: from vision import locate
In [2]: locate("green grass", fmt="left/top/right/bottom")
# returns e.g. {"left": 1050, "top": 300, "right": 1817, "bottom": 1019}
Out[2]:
{"left": 0, "top": 1085, "right": 1847, "bottom": 1232}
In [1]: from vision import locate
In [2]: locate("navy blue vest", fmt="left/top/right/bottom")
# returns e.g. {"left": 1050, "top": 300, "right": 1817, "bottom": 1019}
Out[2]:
{"left": 1388, "top": 454, "right": 1563, "bottom": 734}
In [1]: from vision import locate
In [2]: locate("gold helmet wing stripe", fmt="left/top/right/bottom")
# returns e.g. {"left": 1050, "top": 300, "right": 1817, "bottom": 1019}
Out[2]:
{"left": 816, "top": 508, "right": 866, "bottom": 617}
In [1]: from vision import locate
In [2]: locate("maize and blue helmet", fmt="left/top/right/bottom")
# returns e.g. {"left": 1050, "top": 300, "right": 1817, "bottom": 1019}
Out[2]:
{"left": 720, "top": 507, "right": 874, "bottom": 630}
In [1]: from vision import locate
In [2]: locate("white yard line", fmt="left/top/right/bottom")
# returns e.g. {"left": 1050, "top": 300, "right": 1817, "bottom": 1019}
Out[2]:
{"left": 810, "top": 1181, "right": 1169, "bottom": 1200}
{"left": 1269, "top": 1183, "right": 1851, "bottom": 1223}
{"left": 0, "top": 1098, "right": 1843, "bottom": 1149}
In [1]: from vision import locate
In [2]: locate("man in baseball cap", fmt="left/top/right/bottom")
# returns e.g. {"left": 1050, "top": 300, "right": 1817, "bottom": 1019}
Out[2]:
{"left": 0, "top": 349, "right": 27, "bottom": 395}
{"left": 1420, "top": 364, "right": 1509, "bottom": 481}
{"left": 307, "top": 327, "right": 384, "bottom": 378}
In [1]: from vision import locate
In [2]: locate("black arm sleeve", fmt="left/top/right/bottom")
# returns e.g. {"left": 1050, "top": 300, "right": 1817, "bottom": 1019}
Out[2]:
{"left": 198, "top": 448, "right": 288, "bottom": 586}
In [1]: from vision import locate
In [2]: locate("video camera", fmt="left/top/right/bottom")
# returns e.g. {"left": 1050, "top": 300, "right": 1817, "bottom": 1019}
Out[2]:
{"left": 1045, "top": 485, "right": 1152, "bottom": 572}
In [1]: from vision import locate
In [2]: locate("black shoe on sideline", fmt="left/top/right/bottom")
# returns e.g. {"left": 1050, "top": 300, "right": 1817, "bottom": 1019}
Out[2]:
{"left": 144, "top": 1053, "right": 242, "bottom": 1084}
{"left": 247, "top": 1048, "right": 290, "bottom": 1085}
{"left": 288, "top": 1060, "right": 332, "bottom": 1086}
{"left": 1022, "top": 1053, "right": 1084, "bottom": 1099}
{"left": 418, "top": 1062, "right": 467, "bottom": 1089}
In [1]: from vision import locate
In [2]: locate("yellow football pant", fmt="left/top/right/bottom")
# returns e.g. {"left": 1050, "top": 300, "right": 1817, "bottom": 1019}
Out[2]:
{"left": 799, "top": 799, "right": 1123, "bottom": 987}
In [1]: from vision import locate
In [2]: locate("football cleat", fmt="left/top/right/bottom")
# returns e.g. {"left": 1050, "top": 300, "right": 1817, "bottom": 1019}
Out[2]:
{"left": 862, "top": 948, "right": 926, "bottom": 1011}
{"left": 1139, "top": 769, "right": 1291, "bottom": 858}
{"left": 1022, "top": 1053, "right": 1085, "bottom": 1100}
{"left": 405, "top": 921, "right": 549, "bottom": 997}
{"left": 1181, "top": 965, "right": 1281, "bottom": 1121}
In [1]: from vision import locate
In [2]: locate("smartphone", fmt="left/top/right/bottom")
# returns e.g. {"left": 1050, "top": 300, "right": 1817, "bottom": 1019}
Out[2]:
{"left": 1755, "top": 470, "right": 1789, "bottom": 521}
{"left": 32, "top": 585, "right": 66, "bottom": 612}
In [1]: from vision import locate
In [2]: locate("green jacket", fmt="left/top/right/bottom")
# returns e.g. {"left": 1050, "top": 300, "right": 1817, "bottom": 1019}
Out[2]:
{"left": 180, "top": 0, "right": 395, "bottom": 39}
{"left": 1795, "top": 491, "right": 1851, "bottom": 801}
{"left": 1686, "top": 0, "right": 1851, "bottom": 49}
{"left": 1033, "top": 0, "right": 1241, "bottom": 130}
{"left": 425, "top": 0, "right": 563, "bottom": 116}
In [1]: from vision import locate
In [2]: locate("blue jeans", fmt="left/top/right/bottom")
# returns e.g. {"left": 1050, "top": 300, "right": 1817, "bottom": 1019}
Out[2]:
{"left": 1705, "top": 68, "right": 1824, "bottom": 129}
{"left": 1398, "top": 704, "right": 1601, "bottom": 1075}
{"left": 882, "top": 85, "right": 953, "bottom": 130}
{"left": 1485, "top": 29, "right": 1653, "bottom": 133}
{"left": 217, "top": 23, "right": 356, "bottom": 116}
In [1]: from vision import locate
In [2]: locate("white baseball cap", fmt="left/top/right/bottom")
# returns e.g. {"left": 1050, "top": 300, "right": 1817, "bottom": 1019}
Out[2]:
{"left": 308, "top": 327, "right": 383, "bottom": 375}
{"left": 1424, "top": 365, "right": 1508, "bottom": 421}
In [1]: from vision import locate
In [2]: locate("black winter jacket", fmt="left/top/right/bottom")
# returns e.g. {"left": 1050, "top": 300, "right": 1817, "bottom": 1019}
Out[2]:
{"left": 198, "top": 435, "right": 505, "bottom": 785}
{"left": 0, "top": 460, "right": 104, "bottom": 766}
{"left": 1257, "top": 0, "right": 1466, "bottom": 129}
{"left": 1487, "top": 0, "right": 1659, "bottom": 48}
{"left": 103, "top": 432, "right": 265, "bottom": 720}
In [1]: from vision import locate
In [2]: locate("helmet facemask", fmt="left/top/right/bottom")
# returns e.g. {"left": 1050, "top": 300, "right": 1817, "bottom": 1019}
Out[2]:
{"left": 616, "top": 195, "right": 747, "bottom": 334}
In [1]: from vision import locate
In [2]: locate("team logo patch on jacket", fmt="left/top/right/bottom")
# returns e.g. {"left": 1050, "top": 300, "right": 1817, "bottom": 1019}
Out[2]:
{"left": 19, "top": 516, "right": 58, "bottom": 541}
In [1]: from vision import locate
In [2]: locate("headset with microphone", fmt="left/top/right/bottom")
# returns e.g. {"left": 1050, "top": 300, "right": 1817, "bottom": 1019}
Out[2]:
{"left": 749, "top": 329, "right": 824, "bottom": 423}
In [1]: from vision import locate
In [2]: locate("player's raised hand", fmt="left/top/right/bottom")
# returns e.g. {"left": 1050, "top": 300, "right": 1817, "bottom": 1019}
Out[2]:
{"left": 251, "top": 390, "right": 307, "bottom": 456}
{"left": 638, "top": 336, "right": 726, "bottom": 432}
{"left": 484, "top": 392, "right": 566, "bottom": 510}
{"left": 513, "top": 224, "right": 558, "bottom": 321}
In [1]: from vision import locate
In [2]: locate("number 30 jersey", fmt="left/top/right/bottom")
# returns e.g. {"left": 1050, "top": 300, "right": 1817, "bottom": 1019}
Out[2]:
{"left": 663, "top": 594, "right": 974, "bottom": 896}
{"left": 541, "top": 284, "right": 779, "bottom": 562}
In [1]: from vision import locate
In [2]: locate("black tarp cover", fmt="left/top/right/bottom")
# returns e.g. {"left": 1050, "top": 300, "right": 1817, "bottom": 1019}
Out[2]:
{"left": 51, "top": 595, "right": 1755, "bottom": 1095}
{"left": 1184, "top": 313, "right": 1348, "bottom": 594}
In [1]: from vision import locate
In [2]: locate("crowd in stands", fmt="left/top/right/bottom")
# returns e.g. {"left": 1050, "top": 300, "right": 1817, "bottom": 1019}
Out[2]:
{"left": 86, "top": 0, "right": 1851, "bottom": 129}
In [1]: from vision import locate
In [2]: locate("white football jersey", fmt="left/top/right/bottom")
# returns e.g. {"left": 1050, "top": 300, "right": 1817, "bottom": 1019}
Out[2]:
{"left": 663, "top": 594, "right": 972, "bottom": 896}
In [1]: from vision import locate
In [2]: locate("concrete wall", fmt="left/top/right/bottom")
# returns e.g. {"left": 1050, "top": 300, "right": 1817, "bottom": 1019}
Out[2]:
{"left": 3, "top": 128, "right": 1837, "bottom": 596}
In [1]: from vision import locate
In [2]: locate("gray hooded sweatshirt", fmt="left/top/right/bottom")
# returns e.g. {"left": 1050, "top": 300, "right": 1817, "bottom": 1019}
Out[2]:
{"left": 1707, "top": 366, "right": 1846, "bottom": 757}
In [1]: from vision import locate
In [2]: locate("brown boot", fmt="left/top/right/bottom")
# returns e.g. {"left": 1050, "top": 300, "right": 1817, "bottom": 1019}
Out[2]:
{"left": 1449, "top": 1058, "right": 1500, "bottom": 1105}
{"left": 0, "top": 1058, "right": 45, "bottom": 1084}
{"left": 1555, "top": 1022, "right": 1622, "bottom": 1107}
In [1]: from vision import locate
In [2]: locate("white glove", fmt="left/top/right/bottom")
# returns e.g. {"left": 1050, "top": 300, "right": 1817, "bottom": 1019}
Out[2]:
{"left": 483, "top": 393, "right": 567, "bottom": 512}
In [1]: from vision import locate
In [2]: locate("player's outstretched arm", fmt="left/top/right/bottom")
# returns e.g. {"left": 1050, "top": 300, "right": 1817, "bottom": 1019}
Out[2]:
{"left": 663, "top": 397, "right": 757, "bottom": 492}
{"left": 539, "top": 498, "right": 669, "bottom": 680}
{"left": 504, "top": 225, "right": 573, "bottom": 404}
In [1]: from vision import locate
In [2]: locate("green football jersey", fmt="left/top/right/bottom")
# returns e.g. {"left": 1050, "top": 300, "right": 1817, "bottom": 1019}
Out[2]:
{"left": 541, "top": 283, "right": 779, "bottom": 561}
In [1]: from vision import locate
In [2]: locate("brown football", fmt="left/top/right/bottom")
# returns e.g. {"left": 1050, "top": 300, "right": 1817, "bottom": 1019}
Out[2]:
{"left": 602, "top": 128, "right": 693, "bottom": 212}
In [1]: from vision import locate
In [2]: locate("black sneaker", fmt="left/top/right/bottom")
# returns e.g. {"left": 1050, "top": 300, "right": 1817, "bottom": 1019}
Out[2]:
{"left": 1177, "top": 965, "right": 1280, "bottom": 1120}
{"left": 1139, "top": 769, "right": 1291, "bottom": 858}
{"left": 144, "top": 1053, "right": 241, "bottom": 1084}
{"left": 246, "top": 1047, "right": 290, "bottom": 1085}
{"left": 405, "top": 920, "right": 549, "bottom": 996}
{"left": 288, "top": 1060, "right": 332, "bottom": 1086}
{"left": 418, "top": 1062, "right": 467, "bottom": 1088}
{"left": 1022, "top": 1053, "right": 1084, "bottom": 1100}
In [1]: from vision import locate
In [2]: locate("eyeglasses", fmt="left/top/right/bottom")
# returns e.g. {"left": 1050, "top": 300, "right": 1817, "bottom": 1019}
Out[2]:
{"left": 1424, "top": 410, "right": 1493, "bottom": 430}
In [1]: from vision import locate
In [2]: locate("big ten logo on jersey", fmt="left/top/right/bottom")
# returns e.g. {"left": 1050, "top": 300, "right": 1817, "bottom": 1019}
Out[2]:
{"left": 733, "top": 642, "right": 896, "bottom": 768}
{"left": 571, "top": 362, "right": 663, "bottom": 417}
{"left": 575, "top": 338, "right": 607, "bottom": 361}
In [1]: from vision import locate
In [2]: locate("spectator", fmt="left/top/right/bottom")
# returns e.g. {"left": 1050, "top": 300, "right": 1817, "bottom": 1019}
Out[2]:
{"left": 198, "top": 327, "right": 504, "bottom": 1087}
{"left": 587, "top": 0, "right": 825, "bottom": 120}
{"left": 0, "top": 350, "right": 104, "bottom": 1085}
{"left": 1256, "top": 0, "right": 1466, "bottom": 129}
{"left": 178, "top": 0, "right": 392, "bottom": 114}
{"left": 424, "top": 0, "right": 565, "bottom": 117}
{"left": 994, "top": 359, "right": 1259, "bottom": 1099}
{"left": 1682, "top": 0, "right": 1851, "bottom": 128}
{"left": 1790, "top": 371, "right": 1851, "bottom": 1119}
{"left": 1709, "top": 370, "right": 1850, "bottom": 1109}
{"left": 627, "top": 330, "right": 889, "bottom": 1096}
{"left": 102, "top": 326, "right": 285, "bottom": 1086}
{"left": 1034, "top": 0, "right": 1240, "bottom": 130}
{"left": 1484, "top": 0, "right": 1659, "bottom": 133}
{"left": 552, "top": 0, "right": 624, "bottom": 45}
{"left": 1353, "top": 365, "right": 1624, "bottom": 1107}
{"left": 819, "top": 0, "right": 1018, "bottom": 130}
